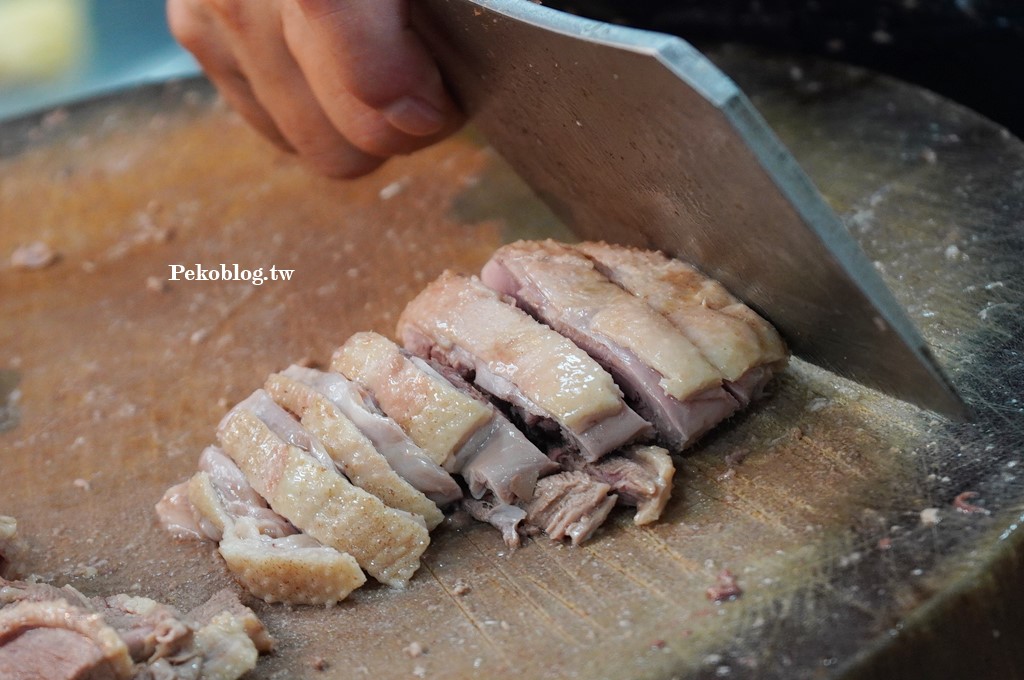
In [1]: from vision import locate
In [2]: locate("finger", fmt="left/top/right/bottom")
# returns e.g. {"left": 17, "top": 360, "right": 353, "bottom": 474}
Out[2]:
{"left": 202, "top": 0, "right": 384, "bottom": 178}
{"left": 293, "top": 0, "right": 463, "bottom": 137}
{"left": 167, "top": 0, "right": 293, "bottom": 152}
{"left": 280, "top": 2, "right": 450, "bottom": 158}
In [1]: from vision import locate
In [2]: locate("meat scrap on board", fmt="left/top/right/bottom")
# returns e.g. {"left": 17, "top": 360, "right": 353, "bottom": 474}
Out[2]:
{"left": 0, "top": 577, "right": 271, "bottom": 680}
{"left": 156, "top": 240, "right": 786, "bottom": 604}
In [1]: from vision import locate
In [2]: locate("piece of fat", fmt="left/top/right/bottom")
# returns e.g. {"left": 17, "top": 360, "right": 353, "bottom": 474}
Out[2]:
{"left": 332, "top": 331, "right": 492, "bottom": 466}
{"left": 265, "top": 372, "right": 445, "bottom": 529}
{"left": 397, "top": 272, "right": 651, "bottom": 461}
{"left": 217, "top": 391, "right": 430, "bottom": 587}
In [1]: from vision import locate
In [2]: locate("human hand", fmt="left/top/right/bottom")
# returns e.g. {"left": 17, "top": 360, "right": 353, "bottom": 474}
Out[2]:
{"left": 167, "top": 0, "right": 463, "bottom": 178}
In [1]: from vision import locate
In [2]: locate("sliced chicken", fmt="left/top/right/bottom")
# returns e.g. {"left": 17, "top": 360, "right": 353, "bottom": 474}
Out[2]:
{"left": 523, "top": 471, "right": 618, "bottom": 545}
{"left": 217, "top": 518, "right": 366, "bottom": 606}
{"left": 483, "top": 240, "right": 739, "bottom": 450}
{"left": 333, "top": 332, "right": 557, "bottom": 503}
{"left": 398, "top": 272, "right": 651, "bottom": 461}
{"left": 271, "top": 366, "right": 462, "bottom": 507}
{"left": 265, "top": 371, "right": 446, "bottom": 528}
{"left": 553, "top": 445, "right": 675, "bottom": 525}
{"left": 574, "top": 241, "right": 787, "bottom": 406}
{"left": 181, "top": 454, "right": 367, "bottom": 605}
{"left": 217, "top": 391, "right": 430, "bottom": 587}
{"left": 0, "top": 598, "right": 134, "bottom": 680}
{"left": 333, "top": 331, "right": 493, "bottom": 466}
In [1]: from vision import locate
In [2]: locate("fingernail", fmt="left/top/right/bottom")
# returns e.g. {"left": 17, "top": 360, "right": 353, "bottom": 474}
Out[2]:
{"left": 383, "top": 96, "right": 447, "bottom": 136}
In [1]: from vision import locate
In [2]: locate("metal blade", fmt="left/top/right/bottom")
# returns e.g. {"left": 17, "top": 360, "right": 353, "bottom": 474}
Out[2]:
{"left": 411, "top": 0, "right": 970, "bottom": 419}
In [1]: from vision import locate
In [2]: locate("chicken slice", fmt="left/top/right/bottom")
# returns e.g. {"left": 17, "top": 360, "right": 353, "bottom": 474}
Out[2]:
{"left": 522, "top": 471, "right": 618, "bottom": 545}
{"left": 574, "top": 241, "right": 787, "bottom": 406}
{"left": 217, "top": 390, "right": 430, "bottom": 587}
{"left": 271, "top": 366, "right": 462, "bottom": 507}
{"left": 0, "top": 598, "right": 134, "bottom": 680}
{"left": 184, "top": 458, "right": 367, "bottom": 605}
{"left": 398, "top": 272, "right": 651, "bottom": 461}
{"left": 483, "top": 240, "right": 739, "bottom": 451}
{"left": 333, "top": 333, "right": 557, "bottom": 503}
{"left": 217, "top": 518, "right": 366, "bottom": 606}
{"left": 265, "top": 372, "right": 446, "bottom": 528}
{"left": 333, "top": 331, "right": 492, "bottom": 466}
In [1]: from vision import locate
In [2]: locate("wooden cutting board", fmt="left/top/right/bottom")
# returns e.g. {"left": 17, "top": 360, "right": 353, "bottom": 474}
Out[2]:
{"left": 2, "top": 46, "right": 1022, "bottom": 679}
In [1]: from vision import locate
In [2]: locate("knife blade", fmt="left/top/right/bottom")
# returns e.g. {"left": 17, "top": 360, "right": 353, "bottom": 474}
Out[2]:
{"left": 410, "top": 0, "right": 969, "bottom": 420}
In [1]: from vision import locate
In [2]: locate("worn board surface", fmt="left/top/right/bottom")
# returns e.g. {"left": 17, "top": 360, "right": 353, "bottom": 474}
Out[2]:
{"left": 1, "top": 47, "right": 1023, "bottom": 679}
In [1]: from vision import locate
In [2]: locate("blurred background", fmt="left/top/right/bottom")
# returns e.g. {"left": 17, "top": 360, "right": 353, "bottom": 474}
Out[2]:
{"left": 0, "top": 0, "right": 1020, "bottom": 136}
{"left": 0, "top": 0, "right": 196, "bottom": 120}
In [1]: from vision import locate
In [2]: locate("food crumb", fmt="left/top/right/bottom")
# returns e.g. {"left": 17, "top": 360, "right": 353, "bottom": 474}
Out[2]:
{"left": 311, "top": 657, "right": 329, "bottom": 671}
{"left": 706, "top": 569, "right": 742, "bottom": 602}
{"left": 11, "top": 242, "right": 58, "bottom": 270}
{"left": 412, "top": 665, "right": 426, "bottom": 678}
{"left": 73, "top": 478, "right": 91, "bottom": 492}
{"left": 953, "top": 491, "right": 989, "bottom": 515}
{"left": 944, "top": 244, "right": 962, "bottom": 261}
{"left": 724, "top": 448, "right": 750, "bottom": 467}
{"left": 920, "top": 508, "right": 941, "bottom": 526}
{"left": 146, "top": 276, "right": 168, "bottom": 293}
{"left": 451, "top": 579, "right": 471, "bottom": 596}
{"left": 404, "top": 642, "right": 426, "bottom": 658}
{"left": 379, "top": 179, "right": 407, "bottom": 200}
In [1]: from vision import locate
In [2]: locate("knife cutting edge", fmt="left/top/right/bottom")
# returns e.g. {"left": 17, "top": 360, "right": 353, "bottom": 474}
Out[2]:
{"left": 410, "top": 0, "right": 971, "bottom": 420}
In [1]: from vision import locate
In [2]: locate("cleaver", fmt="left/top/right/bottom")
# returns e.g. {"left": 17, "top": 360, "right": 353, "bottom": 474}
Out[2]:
{"left": 410, "top": 0, "right": 970, "bottom": 420}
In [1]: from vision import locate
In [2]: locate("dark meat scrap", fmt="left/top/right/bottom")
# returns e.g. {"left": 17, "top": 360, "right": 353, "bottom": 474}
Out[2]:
{"left": 333, "top": 332, "right": 557, "bottom": 505}
{"left": 397, "top": 272, "right": 651, "bottom": 462}
{"left": 483, "top": 240, "right": 737, "bottom": 451}
{"left": 523, "top": 471, "right": 618, "bottom": 546}
{"left": 706, "top": 569, "right": 743, "bottom": 602}
{"left": 953, "top": 491, "right": 989, "bottom": 514}
{"left": 553, "top": 445, "right": 675, "bottom": 526}
{"left": 0, "top": 577, "right": 272, "bottom": 680}
{"left": 462, "top": 498, "right": 528, "bottom": 550}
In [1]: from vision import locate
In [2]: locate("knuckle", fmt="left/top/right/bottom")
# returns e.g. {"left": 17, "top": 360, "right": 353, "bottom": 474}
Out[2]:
{"left": 166, "top": 0, "right": 208, "bottom": 49}
{"left": 203, "top": 0, "right": 251, "bottom": 33}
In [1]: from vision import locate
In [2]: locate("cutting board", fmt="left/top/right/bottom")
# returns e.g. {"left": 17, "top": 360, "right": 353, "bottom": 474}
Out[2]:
{"left": 2, "top": 46, "right": 1023, "bottom": 679}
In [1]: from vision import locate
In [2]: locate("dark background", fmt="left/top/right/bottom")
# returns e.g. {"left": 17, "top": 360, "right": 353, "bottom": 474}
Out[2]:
{"left": 548, "top": 0, "right": 1024, "bottom": 137}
